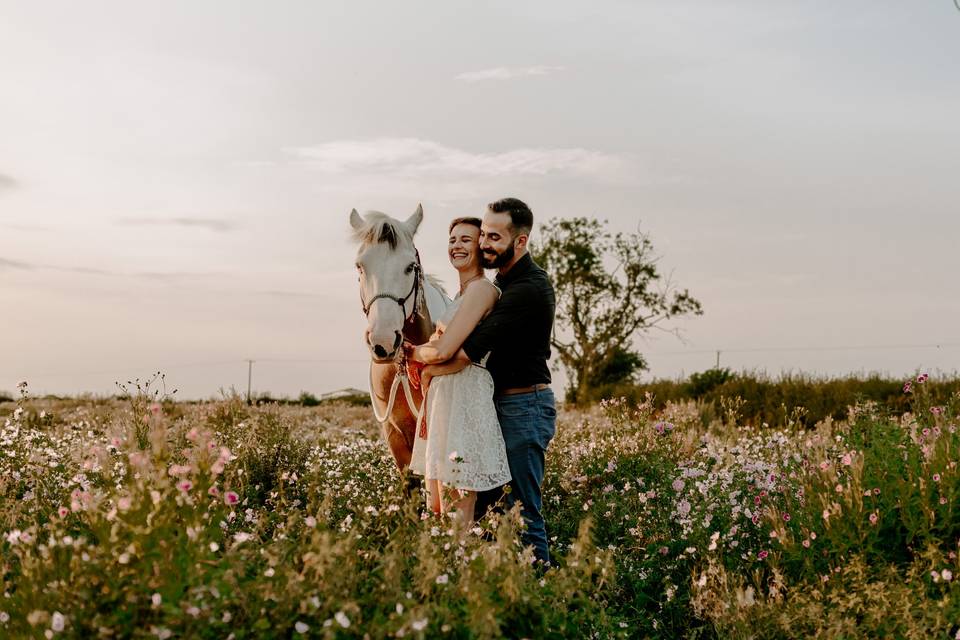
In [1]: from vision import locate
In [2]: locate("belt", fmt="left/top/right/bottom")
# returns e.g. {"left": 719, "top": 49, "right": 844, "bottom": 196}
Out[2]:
{"left": 495, "top": 383, "right": 550, "bottom": 397}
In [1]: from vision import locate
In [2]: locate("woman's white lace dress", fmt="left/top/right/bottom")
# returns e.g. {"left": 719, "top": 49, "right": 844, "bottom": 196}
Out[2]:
{"left": 409, "top": 291, "right": 512, "bottom": 491}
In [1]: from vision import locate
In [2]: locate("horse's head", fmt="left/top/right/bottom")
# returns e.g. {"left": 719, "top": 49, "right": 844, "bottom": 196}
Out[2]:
{"left": 350, "top": 204, "right": 424, "bottom": 363}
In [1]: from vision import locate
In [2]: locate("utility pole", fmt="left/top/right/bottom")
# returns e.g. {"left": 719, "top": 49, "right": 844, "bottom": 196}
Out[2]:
{"left": 246, "top": 359, "right": 254, "bottom": 405}
{"left": 716, "top": 350, "right": 721, "bottom": 369}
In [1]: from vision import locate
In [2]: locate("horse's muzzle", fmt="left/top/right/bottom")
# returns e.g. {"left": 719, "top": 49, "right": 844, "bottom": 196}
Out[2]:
{"left": 370, "top": 330, "right": 403, "bottom": 361}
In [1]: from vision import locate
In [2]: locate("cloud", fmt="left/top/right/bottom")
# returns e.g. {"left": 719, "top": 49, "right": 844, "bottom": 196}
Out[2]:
{"left": 117, "top": 217, "right": 239, "bottom": 232}
{"left": 454, "top": 65, "right": 565, "bottom": 82}
{"left": 0, "top": 173, "right": 18, "bottom": 191}
{"left": 0, "top": 255, "right": 220, "bottom": 280}
{"left": 0, "top": 257, "right": 34, "bottom": 270}
{"left": 286, "top": 138, "right": 623, "bottom": 177}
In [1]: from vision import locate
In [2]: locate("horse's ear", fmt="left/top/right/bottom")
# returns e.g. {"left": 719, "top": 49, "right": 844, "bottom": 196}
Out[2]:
{"left": 349, "top": 208, "right": 364, "bottom": 231}
{"left": 405, "top": 204, "right": 423, "bottom": 235}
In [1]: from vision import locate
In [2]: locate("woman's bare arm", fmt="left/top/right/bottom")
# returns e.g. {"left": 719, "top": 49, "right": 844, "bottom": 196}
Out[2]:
{"left": 412, "top": 280, "right": 498, "bottom": 364}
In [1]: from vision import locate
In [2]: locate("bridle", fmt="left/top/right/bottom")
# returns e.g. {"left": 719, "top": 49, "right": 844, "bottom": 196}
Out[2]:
{"left": 359, "top": 249, "right": 423, "bottom": 322}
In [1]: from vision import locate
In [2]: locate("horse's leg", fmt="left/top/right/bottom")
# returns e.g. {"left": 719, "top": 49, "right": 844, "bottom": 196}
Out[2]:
{"left": 382, "top": 419, "right": 413, "bottom": 470}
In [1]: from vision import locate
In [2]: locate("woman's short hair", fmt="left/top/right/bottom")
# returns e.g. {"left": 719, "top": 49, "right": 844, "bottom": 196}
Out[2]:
{"left": 448, "top": 216, "right": 482, "bottom": 234}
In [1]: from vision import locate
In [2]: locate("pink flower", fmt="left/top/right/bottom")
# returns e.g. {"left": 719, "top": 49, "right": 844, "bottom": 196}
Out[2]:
{"left": 903, "top": 381, "right": 913, "bottom": 394}
{"left": 819, "top": 461, "right": 830, "bottom": 471}
{"left": 58, "top": 506, "right": 69, "bottom": 518}
{"left": 802, "top": 539, "right": 811, "bottom": 548}
{"left": 150, "top": 403, "right": 161, "bottom": 415}
{"left": 208, "top": 486, "right": 220, "bottom": 497}
{"left": 835, "top": 484, "right": 844, "bottom": 494}
{"left": 932, "top": 407, "right": 944, "bottom": 417}
{"left": 782, "top": 513, "right": 791, "bottom": 522}
{"left": 841, "top": 453, "right": 852, "bottom": 466}
{"left": 177, "top": 480, "right": 193, "bottom": 493}
{"left": 934, "top": 474, "right": 941, "bottom": 483}
{"left": 225, "top": 491, "right": 240, "bottom": 506}
{"left": 757, "top": 550, "right": 769, "bottom": 560}
{"left": 869, "top": 512, "right": 878, "bottom": 525}
{"left": 918, "top": 373, "right": 929, "bottom": 383}
{"left": 873, "top": 488, "right": 881, "bottom": 496}
{"left": 810, "top": 532, "right": 817, "bottom": 540}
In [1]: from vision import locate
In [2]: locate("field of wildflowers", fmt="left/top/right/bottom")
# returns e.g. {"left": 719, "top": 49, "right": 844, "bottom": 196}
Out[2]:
{"left": 1, "top": 374, "right": 959, "bottom": 638}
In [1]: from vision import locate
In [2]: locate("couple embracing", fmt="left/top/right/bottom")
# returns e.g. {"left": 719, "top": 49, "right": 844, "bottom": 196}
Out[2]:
{"left": 405, "top": 197, "right": 557, "bottom": 566}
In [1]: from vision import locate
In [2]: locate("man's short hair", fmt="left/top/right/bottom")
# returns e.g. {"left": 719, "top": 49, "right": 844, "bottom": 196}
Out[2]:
{"left": 448, "top": 216, "right": 482, "bottom": 234}
{"left": 487, "top": 198, "right": 533, "bottom": 236}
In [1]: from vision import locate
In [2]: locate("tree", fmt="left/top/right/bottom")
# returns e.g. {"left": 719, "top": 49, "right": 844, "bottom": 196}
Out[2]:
{"left": 532, "top": 217, "right": 703, "bottom": 403}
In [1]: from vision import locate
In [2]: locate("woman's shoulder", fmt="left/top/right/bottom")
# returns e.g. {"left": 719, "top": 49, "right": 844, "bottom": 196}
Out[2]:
{"left": 465, "top": 277, "right": 500, "bottom": 299}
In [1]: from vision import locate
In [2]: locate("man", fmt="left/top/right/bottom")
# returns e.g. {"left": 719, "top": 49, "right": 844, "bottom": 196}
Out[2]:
{"left": 464, "top": 197, "right": 557, "bottom": 566}
{"left": 408, "top": 197, "right": 557, "bottom": 565}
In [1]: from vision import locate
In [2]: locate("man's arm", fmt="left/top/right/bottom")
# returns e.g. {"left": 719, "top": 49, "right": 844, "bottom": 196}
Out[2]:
{"left": 422, "top": 349, "right": 471, "bottom": 390}
{"left": 461, "top": 282, "right": 536, "bottom": 363}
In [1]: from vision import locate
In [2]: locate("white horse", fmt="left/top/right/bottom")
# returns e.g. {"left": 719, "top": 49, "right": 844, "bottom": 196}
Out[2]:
{"left": 350, "top": 205, "right": 450, "bottom": 470}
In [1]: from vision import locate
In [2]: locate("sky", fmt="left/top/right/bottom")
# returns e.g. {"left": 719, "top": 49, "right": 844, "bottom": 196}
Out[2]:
{"left": 1, "top": 0, "right": 959, "bottom": 399}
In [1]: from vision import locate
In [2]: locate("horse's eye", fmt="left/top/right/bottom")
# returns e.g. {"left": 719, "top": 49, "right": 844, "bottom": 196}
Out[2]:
{"left": 355, "top": 264, "right": 363, "bottom": 274}
{"left": 405, "top": 263, "right": 415, "bottom": 274}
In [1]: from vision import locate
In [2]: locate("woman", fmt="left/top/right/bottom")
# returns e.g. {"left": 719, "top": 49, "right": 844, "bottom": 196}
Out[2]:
{"left": 406, "top": 217, "right": 511, "bottom": 523}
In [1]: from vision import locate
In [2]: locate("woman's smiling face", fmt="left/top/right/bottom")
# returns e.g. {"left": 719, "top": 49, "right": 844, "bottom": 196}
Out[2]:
{"left": 448, "top": 222, "right": 481, "bottom": 272}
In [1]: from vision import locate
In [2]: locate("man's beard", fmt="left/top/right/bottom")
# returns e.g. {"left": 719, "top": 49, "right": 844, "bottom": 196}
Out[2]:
{"left": 481, "top": 242, "right": 515, "bottom": 269}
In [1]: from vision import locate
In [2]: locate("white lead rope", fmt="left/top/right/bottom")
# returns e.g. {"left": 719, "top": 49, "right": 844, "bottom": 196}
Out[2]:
{"left": 368, "top": 363, "right": 425, "bottom": 432}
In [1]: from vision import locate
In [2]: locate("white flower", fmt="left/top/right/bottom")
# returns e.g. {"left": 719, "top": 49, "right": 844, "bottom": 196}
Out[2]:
{"left": 151, "top": 593, "right": 162, "bottom": 608}
{"left": 51, "top": 612, "right": 65, "bottom": 632}
{"left": 448, "top": 450, "right": 459, "bottom": 462}
{"left": 436, "top": 573, "right": 449, "bottom": 585}
{"left": 264, "top": 567, "right": 275, "bottom": 577}
{"left": 304, "top": 516, "right": 317, "bottom": 528}
{"left": 209, "top": 542, "right": 219, "bottom": 552}
{"left": 233, "top": 532, "right": 253, "bottom": 544}
{"left": 295, "top": 621, "right": 309, "bottom": 634}
{"left": 943, "top": 569, "right": 953, "bottom": 582}
{"left": 411, "top": 618, "right": 428, "bottom": 631}
{"left": 334, "top": 611, "right": 351, "bottom": 628}
{"left": 0, "top": 611, "right": 9, "bottom": 623}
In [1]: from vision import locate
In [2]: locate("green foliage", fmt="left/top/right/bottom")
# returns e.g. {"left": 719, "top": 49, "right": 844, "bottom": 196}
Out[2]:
{"left": 2, "top": 374, "right": 959, "bottom": 638}
{"left": 532, "top": 217, "right": 702, "bottom": 404}
{"left": 298, "top": 391, "right": 320, "bottom": 407}
{"left": 687, "top": 367, "right": 736, "bottom": 398}
{"left": 589, "top": 372, "right": 960, "bottom": 427}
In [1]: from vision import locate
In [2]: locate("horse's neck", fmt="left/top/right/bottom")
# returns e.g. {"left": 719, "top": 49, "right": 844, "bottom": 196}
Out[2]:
{"left": 403, "top": 311, "right": 433, "bottom": 345}
{"left": 401, "top": 277, "right": 448, "bottom": 344}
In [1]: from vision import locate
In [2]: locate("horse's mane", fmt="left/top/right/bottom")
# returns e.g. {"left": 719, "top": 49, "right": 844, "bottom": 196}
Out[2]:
{"left": 352, "top": 210, "right": 449, "bottom": 298}
{"left": 424, "top": 273, "right": 447, "bottom": 297}
{"left": 352, "top": 211, "right": 412, "bottom": 250}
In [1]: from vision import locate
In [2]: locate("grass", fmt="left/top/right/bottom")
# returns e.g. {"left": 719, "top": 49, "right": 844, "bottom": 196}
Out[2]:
{"left": 1, "top": 373, "right": 959, "bottom": 638}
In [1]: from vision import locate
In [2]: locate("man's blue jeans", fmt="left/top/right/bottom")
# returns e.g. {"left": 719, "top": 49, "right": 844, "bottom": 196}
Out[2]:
{"left": 475, "top": 387, "right": 557, "bottom": 565}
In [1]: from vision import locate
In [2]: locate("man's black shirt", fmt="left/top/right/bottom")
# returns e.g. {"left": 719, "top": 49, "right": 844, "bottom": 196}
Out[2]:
{"left": 462, "top": 253, "right": 555, "bottom": 392}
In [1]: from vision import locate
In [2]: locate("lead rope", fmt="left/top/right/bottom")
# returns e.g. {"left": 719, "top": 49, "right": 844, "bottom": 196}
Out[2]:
{"left": 368, "top": 355, "right": 426, "bottom": 434}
